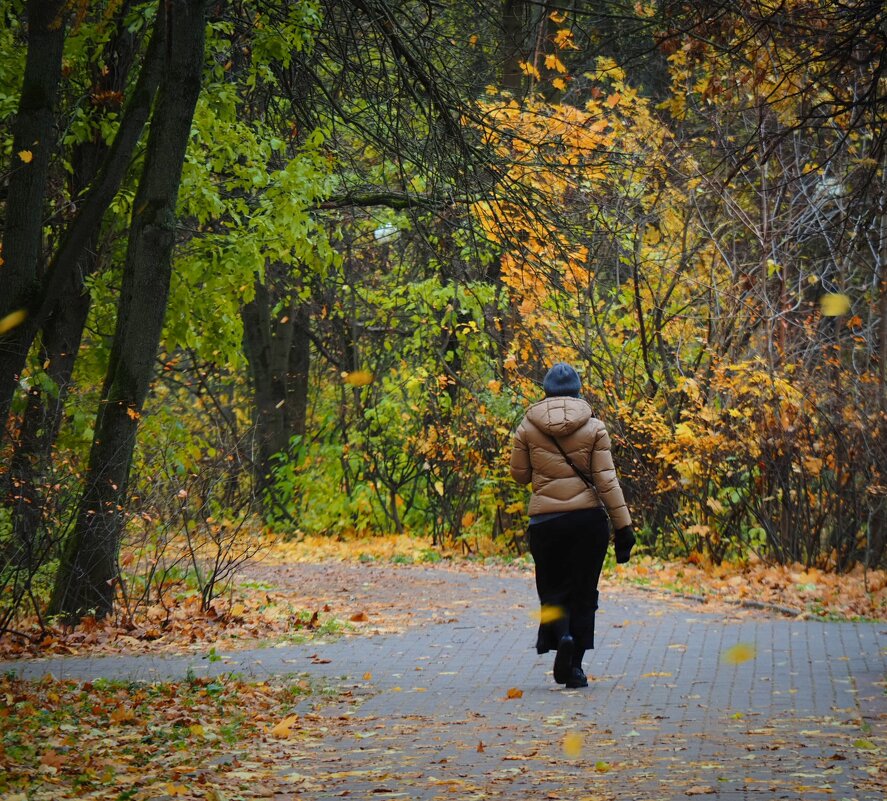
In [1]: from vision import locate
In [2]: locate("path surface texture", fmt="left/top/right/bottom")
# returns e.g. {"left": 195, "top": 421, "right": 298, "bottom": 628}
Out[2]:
{"left": 3, "top": 563, "right": 885, "bottom": 800}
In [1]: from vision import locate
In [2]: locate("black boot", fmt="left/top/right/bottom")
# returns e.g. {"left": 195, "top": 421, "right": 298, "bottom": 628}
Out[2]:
{"left": 553, "top": 635, "right": 574, "bottom": 684}
{"left": 565, "top": 666, "right": 588, "bottom": 688}
{"left": 566, "top": 646, "right": 588, "bottom": 688}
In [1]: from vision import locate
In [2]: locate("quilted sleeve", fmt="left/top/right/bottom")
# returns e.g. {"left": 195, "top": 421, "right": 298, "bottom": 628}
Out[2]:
{"left": 590, "top": 425, "right": 632, "bottom": 529}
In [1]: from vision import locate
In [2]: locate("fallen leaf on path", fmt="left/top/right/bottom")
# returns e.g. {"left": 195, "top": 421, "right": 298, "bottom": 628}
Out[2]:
{"left": 40, "top": 750, "right": 66, "bottom": 768}
{"left": 505, "top": 687, "right": 523, "bottom": 699}
{"left": 270, "top": 714, "right": 299, "bottom": 738}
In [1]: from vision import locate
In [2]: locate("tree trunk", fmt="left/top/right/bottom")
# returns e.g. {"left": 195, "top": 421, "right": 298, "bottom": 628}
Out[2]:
{"left": 501, "top": 0, "right": 527, "bottom": 94}
{"left": 0, "top": 7, "right": 165, "bottom": 442}
{"left": 287, "top": 304, "right": 311, "bottom": 443}
{"left": 879, "top": 194, "right": 887, "bottom": 414}
{"left": 48, "top": 0, "right": 209, "bottom": 622}
{"left": 0, "top": 0, "right": 65, "bottom": 431}
{"left": 5, "top": 8, "right": 138, "bottom": 571}
{"left": 241, "top": 274, "right": 311, "bottom": 501}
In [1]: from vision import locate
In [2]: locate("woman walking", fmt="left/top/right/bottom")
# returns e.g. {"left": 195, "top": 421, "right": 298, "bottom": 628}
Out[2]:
{"left": 510, "top": 363, "right": 635, "bottom": 688}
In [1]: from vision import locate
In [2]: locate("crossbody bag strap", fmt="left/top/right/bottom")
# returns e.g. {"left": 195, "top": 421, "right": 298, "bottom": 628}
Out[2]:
{"left": 547, "top": 434, "right": 597, "bottom": 492}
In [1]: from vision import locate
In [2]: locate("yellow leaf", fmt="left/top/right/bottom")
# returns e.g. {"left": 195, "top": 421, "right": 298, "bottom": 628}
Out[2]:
{"left": 270, "top": 714, "right": 299, "bottom": 738}
{"left": 853, "top": 738, "right": 878, "bottom": 750}
{"left": 433, "top": 480, "right": 444, "bottom": 496}
{"left": 820, "top": 293, "right": 850, "bottom": 316}
{"left": 552, "top": 77, "right": 567, "bottom": 92}
{"left": 110, "top": 707, "right": 136, "bottom": 724}
{"left": 535, "top": 604, "right": 565, "bottom": 624}
{"left": 594, "top": 761, "right": 610, "bottom": 772}
{"left": 230, "top": 602, "right": 246, "bottom": 617}
{"left": 0, "top": 309, "right": 28, "bottom": 335}
{"left": 606, "top": 92, "right": 622, "bottom": 108}
{"left": 721, "top": 643, "right": 756, "bottom": 664}
{"left": 641, "top": 671, "right": 672, "bottom": 678}
{"left": 553, "top": 28, "right": 577, "bottom": 49}
{"left": 519, "top": 61, "right": 541, "bottom": 80}
{"left": 344, "top": 369, "right": 373, "bottom": 386}
{"left": 505, "top": 687, "right": 523, "bottom": 699}
{"left": 544, "top": 54, "right": 568, "bottom": 74}
{"left": 549, "top": 10, "right": 567, "bottom": 23}
{"left": 563, "top": 731, "right": 583, "bottom": 757}
{"left": 189, "top": 724, "right": 205, "bottom": 737}
{"left": 166, "top": 783, "right": 189, "bottom": 797}
{"left": 17, "top": 150, "right": 33, "bottom": 163}
{"left": 363, "top": 672, "right": 372, "bottom": 681}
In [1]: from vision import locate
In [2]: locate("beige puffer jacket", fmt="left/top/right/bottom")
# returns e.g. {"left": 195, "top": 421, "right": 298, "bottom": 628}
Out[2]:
{"left": 510, "top": 396, "right": 632, "bottom": 529}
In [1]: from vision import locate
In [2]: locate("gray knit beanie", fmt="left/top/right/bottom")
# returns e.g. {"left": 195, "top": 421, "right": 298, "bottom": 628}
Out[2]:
{"left": 542, "top": 363, "right": 581, "bottom": 397}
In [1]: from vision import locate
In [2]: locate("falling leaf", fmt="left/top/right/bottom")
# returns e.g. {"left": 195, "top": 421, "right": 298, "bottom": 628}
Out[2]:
{"left": 363, "top": 672, "right": 373, "bottom": 680}
{"left": 270, "top": 714, "right": 299, "bottom": 738}
{"left": 721, "top": 643, "right": 756, "bottom": 664}
{"left": 594, "top": 761, "right": 610, "bottom": 772}
{"left": 820, "top": 293, "right": 850, "bottom": 316}
{"left": 563, "top": 731, "right": 583, "bottom": 757}
{"left": 505, "top": 687, "right": 523, "bottom": 699}
{"left": 17, "top": 150, "right": 33, "bottom": 163}
{"left": 344, "top": 370, "right": 374, "bottom": 386}
{"left": 535, "top": 604, "right": 565, "bottom": 624}
{"left": 126, "top": 406, "right": 140, "bottom": 420}
{"left": 0, "top": 309, "right": 28, "bottom": 335}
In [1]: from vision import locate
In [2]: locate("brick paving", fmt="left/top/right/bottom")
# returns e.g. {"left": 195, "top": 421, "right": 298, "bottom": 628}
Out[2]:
{"left": 2, "top": 564, "right": 885, "bottom": 799}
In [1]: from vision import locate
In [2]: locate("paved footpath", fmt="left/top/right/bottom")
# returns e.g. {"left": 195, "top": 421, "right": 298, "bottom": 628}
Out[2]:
{"left": 2, "top": 564, "right": 885, "bottom": 800}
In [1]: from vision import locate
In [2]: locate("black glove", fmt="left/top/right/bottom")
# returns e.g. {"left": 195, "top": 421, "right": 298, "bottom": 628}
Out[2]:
{"left": 614, "top": 525, "right": 636, "bottom": 564}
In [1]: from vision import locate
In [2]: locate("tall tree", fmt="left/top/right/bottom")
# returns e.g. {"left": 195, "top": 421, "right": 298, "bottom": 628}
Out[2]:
{"left": 5, "top": 1, "right": 142, "bottom": 572}
{"left": 0, "top": 0, "right": 66, "bottom": 429}
{"left": 49, "top": 0, "right": 210, "bottom": 621}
